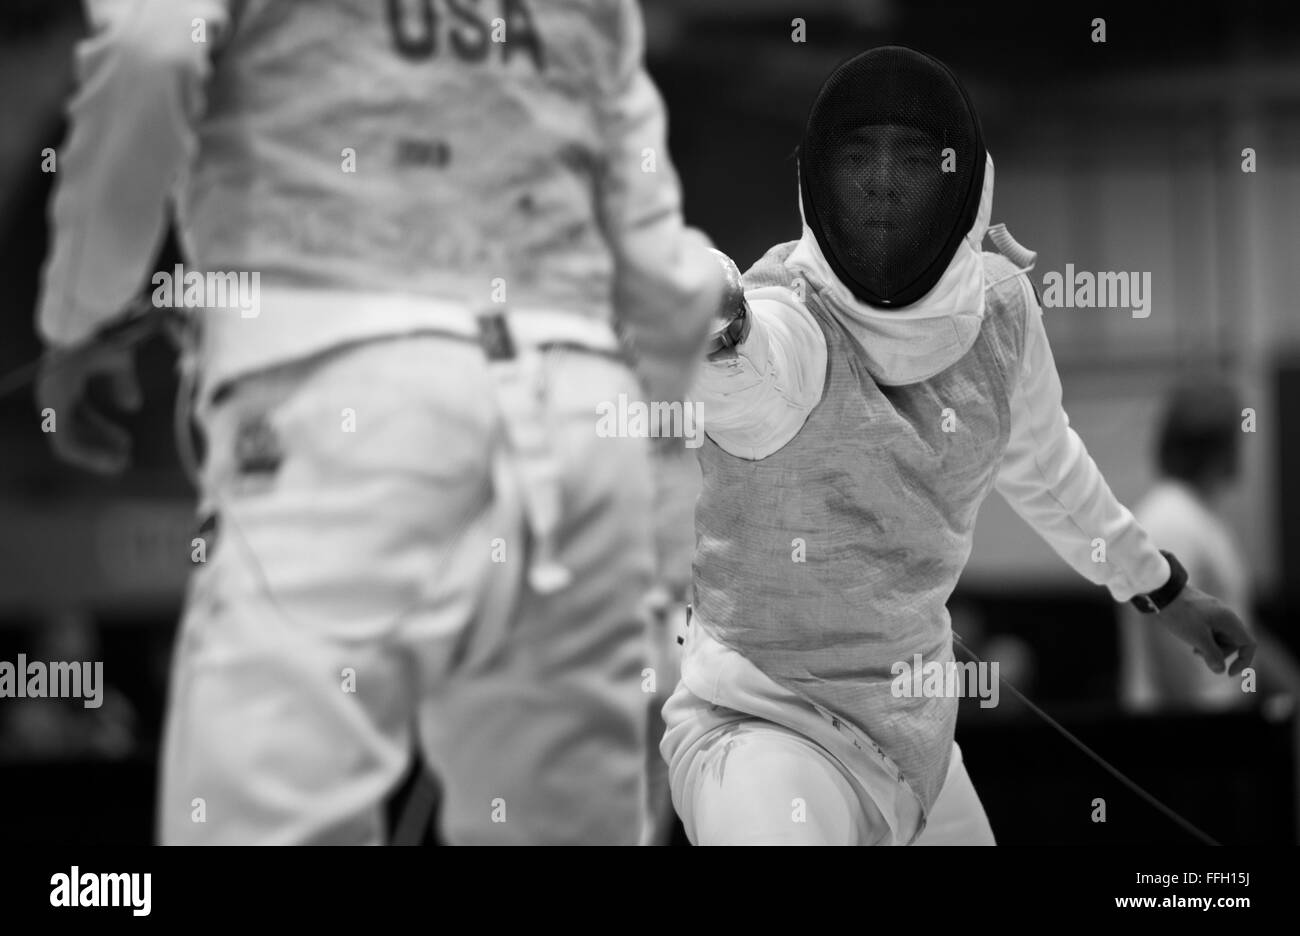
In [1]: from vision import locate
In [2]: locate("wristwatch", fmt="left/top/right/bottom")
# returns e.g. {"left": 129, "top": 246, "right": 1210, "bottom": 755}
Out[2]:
{"left": 1130, "top": 549, "right": 1188, "bottom": 614}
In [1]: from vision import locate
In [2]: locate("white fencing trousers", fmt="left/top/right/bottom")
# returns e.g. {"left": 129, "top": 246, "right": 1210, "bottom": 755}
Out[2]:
{"left": 158, "top": 334, "right": 655, "bottom": 844}
{"left": 664, "top": 681, "right": 995, "bottom": 845}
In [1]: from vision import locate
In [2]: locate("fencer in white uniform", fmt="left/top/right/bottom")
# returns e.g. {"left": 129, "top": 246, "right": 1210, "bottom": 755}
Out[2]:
{"left": 662, "top": 46, "right": 1255, "bottom": 846}
{"left": 35, "top": 0, "right": 723, "bottom": 844}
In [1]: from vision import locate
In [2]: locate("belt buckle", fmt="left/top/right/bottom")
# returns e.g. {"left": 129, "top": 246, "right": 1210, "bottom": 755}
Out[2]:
{"left": 476, "top": 311, "right": 516, "bottom": 361}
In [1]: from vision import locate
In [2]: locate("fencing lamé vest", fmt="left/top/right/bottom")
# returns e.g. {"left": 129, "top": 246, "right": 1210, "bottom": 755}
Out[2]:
{"left": 692, "top": 243, "right": 1030, "bottom": 812}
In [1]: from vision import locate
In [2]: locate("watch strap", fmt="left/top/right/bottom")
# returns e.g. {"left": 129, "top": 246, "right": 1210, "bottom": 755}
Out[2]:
{"left": 1131, "top": 549, "right": 1188, "bottom": 614}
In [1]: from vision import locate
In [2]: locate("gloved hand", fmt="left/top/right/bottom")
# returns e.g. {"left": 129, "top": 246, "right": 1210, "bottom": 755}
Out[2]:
{"left": 35, "top": 314, "right": 156, "bottom": 474}
{"left": 703, "top": 248, "right": 751, "bottom": 358}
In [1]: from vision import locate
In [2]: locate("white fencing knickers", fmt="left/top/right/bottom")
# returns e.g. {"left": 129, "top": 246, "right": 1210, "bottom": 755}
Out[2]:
{"left": 661, "top": 620, "right": 995, "bottom": 845}
{"left": 158, "top": 319, "right": 655, "bottom": 844}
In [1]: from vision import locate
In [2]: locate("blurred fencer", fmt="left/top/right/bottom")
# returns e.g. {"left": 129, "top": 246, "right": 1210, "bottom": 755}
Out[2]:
{"left": 661, "top": 46, "right": 1256, "bottom": 846}
{"left": 1120, "top": 380, "right": 1300, "bottom": 712}
{"left": 35, "top": 0, "right": 721, "bottom": 844}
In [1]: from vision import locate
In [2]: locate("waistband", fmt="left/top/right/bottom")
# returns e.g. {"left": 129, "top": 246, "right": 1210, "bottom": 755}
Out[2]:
{"left": 190, "top": 288, "right": 623, "bottom": 400}
{"left": 177, "top": 288, "right": 628, "bottom": 599}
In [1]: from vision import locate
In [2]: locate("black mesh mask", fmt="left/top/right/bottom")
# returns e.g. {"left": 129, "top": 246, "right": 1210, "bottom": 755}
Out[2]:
{"left": 800, "top": 46, "right": 986, "bottom": 308}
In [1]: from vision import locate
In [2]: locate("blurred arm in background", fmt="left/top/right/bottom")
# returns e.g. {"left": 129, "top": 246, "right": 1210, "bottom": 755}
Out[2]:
{"left": 598, "top": 0, "right": 722, "bottom": 405}
{"left": 38, "top": 0, "right": 230, "bottom": 348}
{"left": 34, "top": 0, "right": 229, "bottom": 473}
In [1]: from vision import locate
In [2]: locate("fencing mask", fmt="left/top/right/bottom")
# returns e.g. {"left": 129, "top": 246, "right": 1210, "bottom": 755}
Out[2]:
{"left": 799, "top": 46, "right": 986, "bottom": 309}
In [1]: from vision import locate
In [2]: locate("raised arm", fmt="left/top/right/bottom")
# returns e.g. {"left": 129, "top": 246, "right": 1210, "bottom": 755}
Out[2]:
{"left": 38, "top": 0, "right": 231, "bottom": 347}
{"left": 597, "top": 0, "right": 722, "bottom": 405}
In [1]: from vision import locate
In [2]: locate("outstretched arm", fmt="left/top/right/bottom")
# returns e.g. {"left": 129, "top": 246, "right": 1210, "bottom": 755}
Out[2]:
{"left": 694, "top": 288, "right": 826, "bottom": 460}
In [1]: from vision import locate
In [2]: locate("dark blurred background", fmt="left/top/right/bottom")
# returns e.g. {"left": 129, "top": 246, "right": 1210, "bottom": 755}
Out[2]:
{"left": 1, "top": 0, "right": 1298, "bottom": 844}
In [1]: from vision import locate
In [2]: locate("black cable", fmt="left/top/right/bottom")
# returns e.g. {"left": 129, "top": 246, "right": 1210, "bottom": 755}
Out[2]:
{"left": 953, "top": 631, "right": 1220, "bottom": 846}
